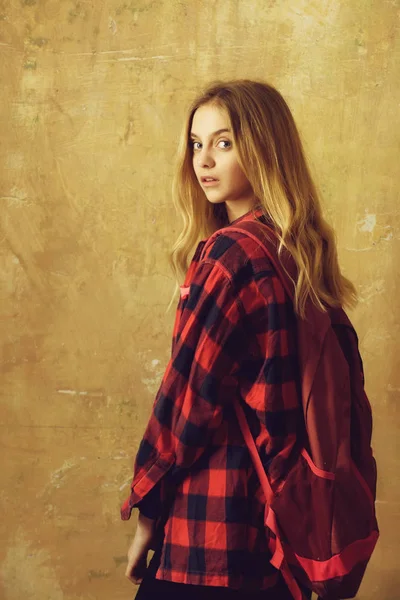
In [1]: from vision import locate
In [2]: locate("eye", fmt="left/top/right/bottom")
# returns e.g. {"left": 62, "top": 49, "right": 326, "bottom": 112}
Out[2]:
{"left": 190, "top": 139, "right": 231, "bottom": 151}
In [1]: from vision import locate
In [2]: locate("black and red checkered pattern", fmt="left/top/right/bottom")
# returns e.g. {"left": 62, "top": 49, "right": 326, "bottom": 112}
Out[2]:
{"left": 121, "top": 207, "right": 304, "bottom": 591}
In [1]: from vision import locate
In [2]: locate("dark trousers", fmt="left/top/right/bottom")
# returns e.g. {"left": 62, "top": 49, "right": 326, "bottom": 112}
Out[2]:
{"left": 135, "top": 546, "right": 313, "bottom": 600}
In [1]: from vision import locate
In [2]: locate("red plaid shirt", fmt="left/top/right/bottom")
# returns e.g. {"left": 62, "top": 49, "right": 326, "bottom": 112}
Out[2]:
{"left": 121, "top": 207, "right": 304, "bottom": 591}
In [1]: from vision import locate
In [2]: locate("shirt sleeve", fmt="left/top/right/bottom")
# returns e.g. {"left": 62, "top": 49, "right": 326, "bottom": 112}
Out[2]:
{"left": 134, "top": 482, "right": 163, "bottom": 519}
{"left": 120, "top": 258, "right": 249, "bottom": 520}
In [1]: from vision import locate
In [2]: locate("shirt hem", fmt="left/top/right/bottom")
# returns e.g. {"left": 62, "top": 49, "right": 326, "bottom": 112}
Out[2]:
{"left": 154, "top": 567, "right": 280, "bottom": 590}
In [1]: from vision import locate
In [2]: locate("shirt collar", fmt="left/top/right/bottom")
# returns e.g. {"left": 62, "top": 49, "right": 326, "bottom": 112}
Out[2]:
{"left": 197, "top": 204, "right": 266, "bottom": 249}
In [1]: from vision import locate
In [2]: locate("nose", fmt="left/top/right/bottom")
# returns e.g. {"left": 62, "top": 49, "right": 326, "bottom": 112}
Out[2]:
{"left": 195, "top": 146, "right": 216, "bottom": 169}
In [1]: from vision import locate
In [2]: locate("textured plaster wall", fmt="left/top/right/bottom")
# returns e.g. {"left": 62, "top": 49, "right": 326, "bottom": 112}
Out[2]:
{"left": 0, "top": 1, "right": 399, "bottom": 599}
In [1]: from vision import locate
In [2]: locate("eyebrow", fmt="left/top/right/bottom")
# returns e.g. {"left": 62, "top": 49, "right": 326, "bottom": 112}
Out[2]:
{"left": 189, "top": 128, "right": 231, "bottom": 139}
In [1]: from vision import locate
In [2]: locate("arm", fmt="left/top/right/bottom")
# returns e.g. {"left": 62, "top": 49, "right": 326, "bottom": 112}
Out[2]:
{"left": 121, "top": 258, "right": 248, "bottom": 520}
{"left": 125, "top": 512, "right": 158, "bottom": 585}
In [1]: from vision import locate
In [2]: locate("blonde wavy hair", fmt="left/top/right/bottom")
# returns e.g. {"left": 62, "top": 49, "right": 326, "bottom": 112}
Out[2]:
{"left": 167, "top": 79, "right": 358, "bottom": 319}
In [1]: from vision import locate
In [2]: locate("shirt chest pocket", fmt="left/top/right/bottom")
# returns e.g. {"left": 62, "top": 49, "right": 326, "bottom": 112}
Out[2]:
{"left": 172, "top": 240, "right": 207, "bottom": 346}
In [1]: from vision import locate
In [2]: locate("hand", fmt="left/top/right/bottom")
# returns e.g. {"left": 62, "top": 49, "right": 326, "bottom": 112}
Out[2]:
{"left": 125, "top": 513, "right": 158, "bottom": 585}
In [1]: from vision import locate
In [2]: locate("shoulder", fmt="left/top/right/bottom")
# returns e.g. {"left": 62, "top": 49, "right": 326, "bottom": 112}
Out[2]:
{"left": 195, "top": 228, "right": 294, "bottom": 332}
{"left": 200, "top": 228, "right": 277, "bottom": 285}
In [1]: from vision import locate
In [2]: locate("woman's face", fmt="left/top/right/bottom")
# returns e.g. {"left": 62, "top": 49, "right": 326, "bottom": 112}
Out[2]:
{"left": 190, "top": 103, "right": 256, "bottom": 222}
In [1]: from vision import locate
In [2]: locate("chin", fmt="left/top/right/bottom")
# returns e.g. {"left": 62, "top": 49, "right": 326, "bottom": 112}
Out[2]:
{"left": 206, "top": 197, "right": 226, "bottom": 205}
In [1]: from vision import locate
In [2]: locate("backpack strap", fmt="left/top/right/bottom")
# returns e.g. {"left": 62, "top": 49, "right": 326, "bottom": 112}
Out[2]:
{"left": 234, "top": 397, "right": 309, "bottom": 600}
{"left": 228, "top": 222, "right": 296, "bottom": 301}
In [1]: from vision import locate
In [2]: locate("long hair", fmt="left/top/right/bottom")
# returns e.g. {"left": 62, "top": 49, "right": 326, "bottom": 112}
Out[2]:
{"left": 167, "top": 79, "right": 358, "bottom": 319}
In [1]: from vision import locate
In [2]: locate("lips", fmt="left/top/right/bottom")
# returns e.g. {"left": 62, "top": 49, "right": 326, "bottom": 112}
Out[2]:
{"left": 200, "top": 176, "right": 219, "bottom": 183}
{"left": 201, "top": 178, "right": 220, "bottom": 188}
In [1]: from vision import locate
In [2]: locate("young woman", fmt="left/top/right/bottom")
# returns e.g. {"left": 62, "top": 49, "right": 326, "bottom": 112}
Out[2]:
{"left": 121, "top": 79, "right": 358, "bottom": 599}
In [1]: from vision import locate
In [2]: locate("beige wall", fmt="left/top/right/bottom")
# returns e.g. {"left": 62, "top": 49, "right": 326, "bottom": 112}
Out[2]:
{"left": 0, "top": 1, "right": 398, "bottom": 599}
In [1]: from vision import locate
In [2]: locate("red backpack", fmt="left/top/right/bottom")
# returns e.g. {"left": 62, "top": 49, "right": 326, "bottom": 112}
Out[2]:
{"left": 205, "top": 219, "right": 379, "bottom": 600}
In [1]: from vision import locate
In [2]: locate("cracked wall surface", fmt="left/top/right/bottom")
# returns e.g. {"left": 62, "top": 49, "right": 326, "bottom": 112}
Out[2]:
{"left": 0, "top": 1, "right": 399, "bottom": 598}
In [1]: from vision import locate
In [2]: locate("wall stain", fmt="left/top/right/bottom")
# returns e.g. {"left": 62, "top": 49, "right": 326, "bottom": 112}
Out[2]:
{"left": 88, "top": 569, "right": 111, "bottom": 579}
{"left": 28, "top": 37, "right": 48, "bottom": 47}
{"left": 23, "top": 59, "right": 37, "bottom": 69}
{"left": 113, "top": 555, "right": 127, "bottom": 568}
{"left": 68, "top": 2, "right": 88, "bottom": 23}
